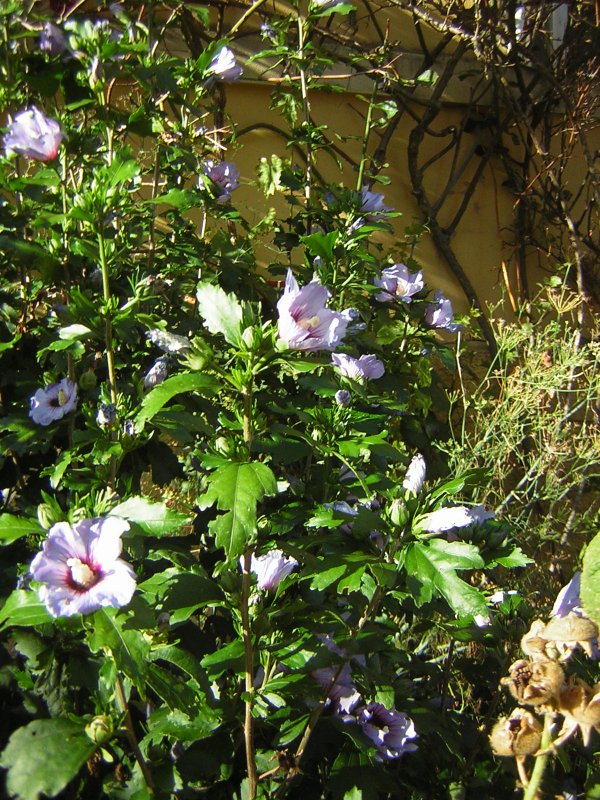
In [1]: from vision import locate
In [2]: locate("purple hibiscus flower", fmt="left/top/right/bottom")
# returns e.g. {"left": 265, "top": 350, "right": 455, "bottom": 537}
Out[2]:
{"left": 375, "top": 264, "right": 424, "bottom": 303}
{"left": 29, "top": 378, "right": 78, "bottom": 426}
{"left": 208, "top": 47, "right": 243, "bottom": 81}
{"left": 551, "top": 572, "right": 583, "bottom": 618}
{"left": 39, "top": 22, "right": 69, "bottom": 56}
{"left": 201, "top": 159, "right": 240, "bottom": 204}
{"left": 143, "top": 356, "right": 172, "bottom": 389}
{"left": 424, "top": 291, "right": 462, "bottom": 332}
{"left": 313, "top": 662, "right": 361, "bottom": 716}
{"left": 277, "top": 269, "right": 350, "bottom": 351}
{"left": 360, "top": 186, "right": 393, "bottom": 218}
{"left": 357, "top": 702, "right": 418, "bottom": 760}
{"left": 30, "top": 517, "right": 136, "bottom": 617}
{"left": 248, "top": 549, "right": 298, "bottom": 591}
{"left": 4, "top": 107, "right": 64, "bottom": 162}
{"left": 331, "top": 353, "right": 385, "bottom": 382}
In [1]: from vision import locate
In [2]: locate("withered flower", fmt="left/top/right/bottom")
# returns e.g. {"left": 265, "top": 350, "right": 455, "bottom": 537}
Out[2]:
{"left": 521, "top": 619, "right": 550, "bottom": 660}
{"left": 543, "top": 612, "right": 599, "bottom": 661}
{"left": 489, "top": 708, "right": 543, "bottom": 757}
{"left": 553, "top": 679, "right": 600, "bottom": 748}
{"left": 501, "top": 658, "right": 564, "bottom": 706}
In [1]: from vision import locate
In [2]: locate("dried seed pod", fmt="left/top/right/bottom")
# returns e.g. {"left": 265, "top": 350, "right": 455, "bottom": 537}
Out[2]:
{"left": 543, "top": 612, "right": 599, "bottom": 660}
{"left": 554, "top": 678, "right": 600, "bottom": 747}
{"left": 521, "top": 619, "right": 550, "bottom": 659}
{"left": 501, "top": 658, "right": 564, "bottom": 706}
{"left": 489, "top": 708, "right": 543, "bottom": 756}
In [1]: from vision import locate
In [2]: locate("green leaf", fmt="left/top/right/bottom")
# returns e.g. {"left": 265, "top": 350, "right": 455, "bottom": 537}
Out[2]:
{"left": 301, "top": 230, "right": 338, "bottom": 262}
{"left": 0, "top": 514, "right": 43, "bottom": 546}
{"left": 0, "top": 590, "right": 52, "bottom": 630}
{"left": 196, "top": 282, "right": 244, "bottom": 346}
{"left": 147, "top": 706, "right": 220, "bottom": 743}
{"left": 201, "top": 462, "right": 277, "bottom": 560}
{"left": 145, "top": 188, "right": 199, "bottom": 209}
{"left": 105, "top": 157, "right": 139, "bottom": 187}
{"left": 110, "top": 496, "right": 190, "bottom": 537}
{"left": 582, "top": 531, "right": 600, "bottom": 626}
{"left": 0, "top": 718, "right": 96, "bottom": 800}
{"left": 86, "top": 608, "right": 149, "bottom": 691}
{"left": 201, "top": 639, "right": 245, "bottom": 679}
{"left": 134, "top": 372, "right": 218, "bottom": 431}
{"left": 405, "top": 542, "right": 487, "bottom": 618}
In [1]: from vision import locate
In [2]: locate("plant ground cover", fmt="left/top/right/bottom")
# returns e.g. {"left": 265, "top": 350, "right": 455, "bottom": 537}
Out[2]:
{"left": 0, "top": 3, "right": 599, "bottom": 799}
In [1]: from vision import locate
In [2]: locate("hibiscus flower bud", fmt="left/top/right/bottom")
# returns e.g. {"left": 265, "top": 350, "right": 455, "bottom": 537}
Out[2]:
{"left": 85, "top": 715, "right": 114, "bottom": 745}
{"left": 424, "top": 291, "right": 462, "bottom": 333}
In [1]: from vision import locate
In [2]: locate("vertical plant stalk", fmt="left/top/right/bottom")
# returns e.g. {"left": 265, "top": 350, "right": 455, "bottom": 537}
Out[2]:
{"left": 297, "top": 14, "right": 312, "bottom": 206}
{"left": 97, "top": 229, "right": 118, "bottom": 487}
{"left": 293, "top": 586, "right": 383, "bottom": 763}
{"left": 522, "top": 715, "right": 553, "bottom": 800}
{"left": 60, "top": 151, "right": 76, "bottom": 447}
{"left": 241, "top": 377, "right": 258, "bottom": 798}
{"left": 114, "top": 673, "right": 155, "bottom": 794}
{"left": 241, "top": 548, "right": 258, "bottom": 799}
{"left": 356, "top": 81, "right": 378, "bottom": 192}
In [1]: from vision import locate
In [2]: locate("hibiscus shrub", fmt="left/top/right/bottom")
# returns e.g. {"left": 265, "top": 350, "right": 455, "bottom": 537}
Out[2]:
{"left": 0, "top": 3, "right": 581, "bottom": 800}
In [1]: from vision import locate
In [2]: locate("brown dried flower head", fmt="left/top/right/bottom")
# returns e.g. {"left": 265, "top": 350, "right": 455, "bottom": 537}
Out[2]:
{"left": 554, "top": 678, "right": 600, "bottom": 747}
{"left": 543, "top": 612, "right": 599, "bottom": 661}
{"left": 501, "top": 658, "right": 564, "bottom": 706}
{"left": 489, "top": 708, "right": 543, "bottom": 757}
{"left": 521, "top": 619, "right": 550, "bottom": 659}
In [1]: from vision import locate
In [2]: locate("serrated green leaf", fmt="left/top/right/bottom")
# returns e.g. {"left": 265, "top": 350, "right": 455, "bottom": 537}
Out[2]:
{"left": 201, "top": 462, "right": 277, "bottom": 560}
{"left": 405, "top": 542, "right": 488, "bottom": 618}
{"left": 581, "top": 532, "right": 600, "bottom": 626}
{"left": 110, "top": 496, "right": 189, "bottom": 537}
{"left": 196, "top": 282, "right": 243, "bottom": 346}
{"left": 0, "top": 590, "right": 52, "bottom": 630}
{"left": 86, "top": 608, "right": 149, "bottom": 690}
{"left": 134, "top": 372, "right": 218, "bottom": 431}
{"left": 0, "top": 718, "right": 96, "bottom": 800}
{"left": 0, "top": 514, "right": 43, "bottom": 546}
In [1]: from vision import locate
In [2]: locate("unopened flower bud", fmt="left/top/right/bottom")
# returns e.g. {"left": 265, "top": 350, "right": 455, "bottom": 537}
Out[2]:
{"left": 334, "top": 390, "right": 351, "bottom": 407}
{"left": 79, "top": 370, "right": 97, "bottom": 391}
{"left": 85, "top": 715, "right": 113, "bottom": 744}
{"left": 97, "top": 403, "right": 117, "bottom": 428}
{"left": 37, "top": 503, "right": 55, "bottom": 530}
{"left": 389, "top": 498, "right": 408, "bottom": 528}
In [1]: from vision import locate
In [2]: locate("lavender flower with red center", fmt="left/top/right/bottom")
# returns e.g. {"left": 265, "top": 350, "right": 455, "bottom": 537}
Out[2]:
{"left": 4, "top": 107, "right": 64, "bottom": 161}
{"left": 201, "top": 159, "right": 240, "bottom": 204}
{"left": 402, "top": 453, "right": 426, "bottom": 494}
{"left": 30, "top": 517, "right": 136, "bottom": 617}
{"left": 277, "top": 269, "right": 350, "bottom": 351}
{"left": 357, "top": 702, "right": 418, "bottom": 760}
{"left": 331, "top": 353, "right": 385, "bottom": 382}
{"left": 424, "top": 291, "right": 462, "bottom": 332}
{"left": 29, "top": 378, "right": 78, "bottom": 426}
{"left": 208, "top": 47, "right": 243, "bottom": 81}
{"left": 249, "top": 549, "right": 298, "bottom": 591}
{"left": 375, "top": 264, "right": 424, "bottom": 303}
